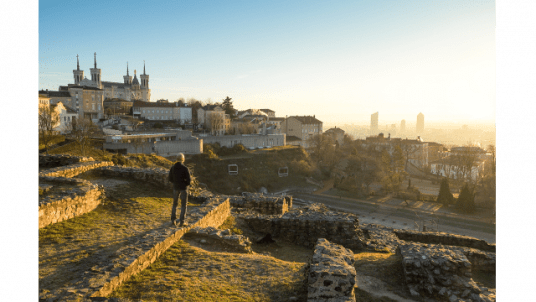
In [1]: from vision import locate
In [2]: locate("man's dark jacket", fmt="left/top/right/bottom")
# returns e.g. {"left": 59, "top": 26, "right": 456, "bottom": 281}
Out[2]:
{"left": 168, "top": 162, "right": 191, "bottom": 190}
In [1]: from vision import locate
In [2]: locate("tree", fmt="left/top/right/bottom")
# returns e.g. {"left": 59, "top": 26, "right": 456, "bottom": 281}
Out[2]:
{"left": 379, "top": 146, "right": 406, "bottom": 193}
{"left": 475, "top": 144, "right": 496, "bottom": 209}
{"left": 307, "top": 134, "right": 340, "bottom": 172}
{"left": 222, "top": 96, "right": 235, "bottom": 118}
{"left": 71, "top": 117, "right": 98, "bottom": 156}
{"left": 343, "top": 154, "right": 378, "bottom": 196}
{"left": 208, "top": 112, "right": 225, "bottom": 135}
{"left": 456, "top": 183, "right": 476, "bottom": 213}
{"left": 39, "top": 105, "right": 59, "bottom": 155}
{"left": 237, "top": 121, "right": 257, "bottom": 134}
{"left": 187, "top": 98, "right": 203, "bottom": 126}
{"left": 436, "top": 178, "right": 454, "bottom": 205}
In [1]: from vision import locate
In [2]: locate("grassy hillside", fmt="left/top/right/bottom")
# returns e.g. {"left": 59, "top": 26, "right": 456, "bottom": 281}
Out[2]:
{"left": 186, "top": 146, "right": 319, "bottom": 195}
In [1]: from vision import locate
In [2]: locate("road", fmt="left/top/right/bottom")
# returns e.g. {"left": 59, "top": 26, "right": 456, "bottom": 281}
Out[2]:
{"left": 292, "top": 192, "right": 496, "bottom": 244}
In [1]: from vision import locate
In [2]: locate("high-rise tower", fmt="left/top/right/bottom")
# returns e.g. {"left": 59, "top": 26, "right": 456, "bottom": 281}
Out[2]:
{"left": 400, "top": 119, "right": 406, "bottom": 133}
{"left": 371, "top": 112, "right": 379, "bottom": 134}
{"left": 416, "top": 113, "right": 424, "bottom": 134}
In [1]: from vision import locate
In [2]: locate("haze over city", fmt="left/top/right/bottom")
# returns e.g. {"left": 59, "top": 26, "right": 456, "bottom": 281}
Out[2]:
{"left": 39, "top": 0, "right": 495, "bottom": 126}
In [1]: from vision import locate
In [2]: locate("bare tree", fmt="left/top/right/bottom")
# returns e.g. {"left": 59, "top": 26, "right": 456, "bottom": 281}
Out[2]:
{"left": 71, "top": 117, "right": 98, "bottom": 156}
{"left": 39, "top": 105, "right": 59, "bottom": 155}
{"left": 208, "top": 112, "right": 225, "bottom": 135}
{"left": 237, "top": 121, "right": 257, "bottom": 134}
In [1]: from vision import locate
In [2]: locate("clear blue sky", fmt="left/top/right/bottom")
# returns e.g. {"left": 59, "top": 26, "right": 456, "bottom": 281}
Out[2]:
{"left": 39, "top": 0, "right": 496, "bottom": 125}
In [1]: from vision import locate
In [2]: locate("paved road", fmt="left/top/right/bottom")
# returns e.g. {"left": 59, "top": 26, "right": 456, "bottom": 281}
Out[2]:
{"left": 292, "top": 192, "right": 496, "bottom": 244}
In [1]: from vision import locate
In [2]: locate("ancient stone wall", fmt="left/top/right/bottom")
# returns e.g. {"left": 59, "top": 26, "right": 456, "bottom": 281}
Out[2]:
{"left": 184, "top": 226, "right": 252, "bottom": 253}
{"left": 39, "top": 161, "right": 114, "bottom": 178}
{"left": 239, "top": 204, "right": 366, "bottom": 251}
{"left": 39, "top": 177, "right": 104, "bottom": 228}
{"left": 94, "top": 165, "right": 171, "bottom": 188}
{"left": 225, "top": 192, "right": 292, "bottom": 214}
{"left": 397, "top": 243, "right": 495, "bottom": 302}
{"left": 90, "top": 197, "right": 231, "bottom": 298}
{"left": 308, "top": 238, "right": 357, "bottom": 302}
{"left": 39, "top": 154, "right": 95, "bottom": 168}
{"left": 394, "top": 229, "right": 496, "bottom": 252}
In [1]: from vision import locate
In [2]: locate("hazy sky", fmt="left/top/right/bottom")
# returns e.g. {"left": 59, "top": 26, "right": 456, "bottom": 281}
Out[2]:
{"left": 39, "top": 0, "right": 496, "bottom": 125}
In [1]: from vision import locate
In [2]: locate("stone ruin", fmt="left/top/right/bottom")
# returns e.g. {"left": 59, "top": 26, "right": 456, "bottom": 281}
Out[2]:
{"left": 184, "top": 226, "right": 253, "bottom": 253}
{"left": 238, "top": 203, "right": 367, "bottom": 251}
{"left": 308, "top": 238, "right": 357, "bottom": 302}
{"left": 38, "top": 155, "right": 496, "bottom": 302}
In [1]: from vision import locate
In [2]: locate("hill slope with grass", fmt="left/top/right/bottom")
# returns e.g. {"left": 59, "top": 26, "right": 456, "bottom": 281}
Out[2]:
{"left": 186, "top": 146, "right": 319, "bottom": 195}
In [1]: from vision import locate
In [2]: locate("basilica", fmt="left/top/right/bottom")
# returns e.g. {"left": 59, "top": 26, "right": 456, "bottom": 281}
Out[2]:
{"left": 40, "top": 53, "right": 151, "bottom": 120}
{"left": 73, "top": 53, "right": 151, "bottom": 102}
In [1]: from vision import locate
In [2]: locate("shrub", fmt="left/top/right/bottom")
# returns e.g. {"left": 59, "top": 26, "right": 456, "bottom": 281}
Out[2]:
{"left": 456, "top": 183, "right": 476, "bottom": 213}
{"left": 111, "top": 153, "right": 129, "bottom": 166}
{"left": 153, "top": 122, "right": 163, "bottom": 129}
{"left": 436, "top": 178, "right": 454, "bottom": 205}
{"left": 289, "top": 160, "right": 313, "bottom": 177}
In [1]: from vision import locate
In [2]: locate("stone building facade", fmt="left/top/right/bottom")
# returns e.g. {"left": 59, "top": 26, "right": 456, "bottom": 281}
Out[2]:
{"left": 280, "top": 115, "right": 323, "bottom": 148}
{"left": 132, "top": 100, "right": 192, "bottom": 124}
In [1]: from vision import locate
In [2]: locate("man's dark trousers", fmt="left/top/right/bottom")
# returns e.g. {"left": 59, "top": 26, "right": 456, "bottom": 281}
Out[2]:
{"left": 171, "top": 188, "right": 187, "bottom": 224}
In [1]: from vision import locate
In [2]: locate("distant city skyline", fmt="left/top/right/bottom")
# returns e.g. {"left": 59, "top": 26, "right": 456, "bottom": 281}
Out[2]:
{"left": 39, "top": 0, "right": 495, "bottom": 125}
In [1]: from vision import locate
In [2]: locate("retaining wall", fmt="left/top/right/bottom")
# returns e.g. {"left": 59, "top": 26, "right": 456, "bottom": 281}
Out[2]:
{"left": 308, "top": 238, "right": 357, "bottom": 302}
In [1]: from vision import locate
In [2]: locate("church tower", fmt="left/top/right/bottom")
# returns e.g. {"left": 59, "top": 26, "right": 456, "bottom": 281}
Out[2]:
{"left": 73, "top": 54, "right": 84, "bottom": 85}
{"left": 140, "top": 61, "right": 151, "bottom": 102}
{"left": 123, "top": 62, "right": 132, "bottom": 85}
{"left": 90, "top": 52, "right": 102, "bottom": 88}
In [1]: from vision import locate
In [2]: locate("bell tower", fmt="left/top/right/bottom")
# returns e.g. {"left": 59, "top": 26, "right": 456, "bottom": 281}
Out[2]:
{"left": 140, "top": 61, "right": 149, "bottom": 89}
{"left": 73, "top": 54, "right": 84, "bottom": 85}
{"left": 90, "top": 52, "right": 102, "bottom": 88}
{"left": 140, "top": 61, "right": 151, "bottom": 101}
{"left": 123, "top": 62, "right": 132, "bottom": 85}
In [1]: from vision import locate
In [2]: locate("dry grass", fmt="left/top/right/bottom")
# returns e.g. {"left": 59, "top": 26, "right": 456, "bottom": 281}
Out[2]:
{"left": 109, "top": 240, "right": 308, "bottom": 302}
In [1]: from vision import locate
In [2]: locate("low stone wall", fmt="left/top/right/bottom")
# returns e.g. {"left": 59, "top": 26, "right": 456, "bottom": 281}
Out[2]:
{"left": 39, "top": 161, "right": 114, "bottom": 178}
{"left": 94, "top": 165, "right": 170, "bottom": 189}
{"left": 38, "top": 190, "right": 231, "bottom": 301}
{"left": 225, "top": 192, "right": 292, "bottom": 215}
{"left": 394, "top": 230, "right": 496, "bottom": 252}
{"left": 89, "top": 197, "right": 231, "bottom": 299}
{"left": 239, "top": 204, "right": 367, "bottom": 251}
{"left": 39, "top": 177, "right": 104, "bottom": 229}
{"left": 39, "top": 154, "right": 95, "bottom": 168}
{"left": 184, "top": 226, "right": 252, "bottom": 253}
{"left": 308, "top": 238, "right": 357, "bottom": 302}
{"left": 397, "top": 243, "right": 495, "bottom": 302}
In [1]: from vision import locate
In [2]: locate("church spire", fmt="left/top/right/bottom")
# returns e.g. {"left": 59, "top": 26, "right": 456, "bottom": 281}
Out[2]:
{"left": 127, "top": 62, "right": 129, "bottom": 76}
{"left": 94, "top": 52, "right": 97, "bottom": 68}
{"left": 76, "top": 54, "right": 80, "bottom": 70}
{"left": 143, "top": 60, "right": 146, "bottom": 75}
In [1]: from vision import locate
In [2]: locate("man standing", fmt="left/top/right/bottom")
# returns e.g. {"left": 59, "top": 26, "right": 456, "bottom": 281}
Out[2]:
{"left": 168, "top": 153, "right": 191, "bottom": 227}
